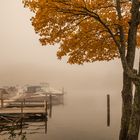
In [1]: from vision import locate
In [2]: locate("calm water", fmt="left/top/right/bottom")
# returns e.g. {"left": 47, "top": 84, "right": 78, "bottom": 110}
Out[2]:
{"left": 1, "top": 90, "right": 122, "bottom": 140}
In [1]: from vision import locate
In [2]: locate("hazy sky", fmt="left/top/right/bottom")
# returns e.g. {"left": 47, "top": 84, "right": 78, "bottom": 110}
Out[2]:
{"left": 0, "top": 0, "right": 124, "bottom": 92}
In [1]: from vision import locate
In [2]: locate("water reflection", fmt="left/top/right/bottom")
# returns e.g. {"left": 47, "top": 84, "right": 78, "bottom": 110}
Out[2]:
{"left": 0, "top": 93, "right": 64, "bottom": 140}
{"left": 0, "top": 90, "right": 123, "bottom": 140}
{"left": 0, "top": 113, "right": 48, "bottom": 140}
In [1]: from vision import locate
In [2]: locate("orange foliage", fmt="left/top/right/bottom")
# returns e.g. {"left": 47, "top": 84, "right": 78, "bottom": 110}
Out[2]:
{"left": 22, "top": 0, "right": 138, "bottom": 64}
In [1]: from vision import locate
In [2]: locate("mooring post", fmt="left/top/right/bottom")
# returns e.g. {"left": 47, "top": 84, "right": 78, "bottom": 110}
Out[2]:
{"left": 50, "top": 94, "right": 52, "bottom": 107}
{"left": 45, "top": 118, "right": 48, "bottom": 134}
{"left": 107, "top": 94, "right": 110, "bottom": 127}
{"left": 0, "top": 91, "right": 4, "bottom": 108}
{"left": 21, "top": 101, "right": 24, "bottom": 118}
{"left": 49, "top": 94, "right": 52, "bottom": 118}
{"left": 45, "top": 100, "right": 48, "bottom": 116}
{"left": 23, "top": 98, "right": 25, "bottom": 106}
{"left": 20, "top": 101, "right": 24, "bottom": 134}
{"left": 20, "top": 116, "right": 23, "bottom": 135}
{"left": 43, "top": 100, "right": 48, "bottom": 134}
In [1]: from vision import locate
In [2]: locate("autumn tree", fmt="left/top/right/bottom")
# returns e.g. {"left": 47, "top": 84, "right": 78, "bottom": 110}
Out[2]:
{"left": 22, "top": 0, "right": 140, "bottom": 140}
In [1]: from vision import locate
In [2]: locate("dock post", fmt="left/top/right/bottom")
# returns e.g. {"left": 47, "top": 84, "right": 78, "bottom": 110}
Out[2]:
{"left": 45, "top": 118, "right": 48, "bottom": 134}
{"left": 20, "top": 101, "right": 24, "bottom": 134}
{"left": 23, "top": 99, "right": 25, "bottom": 106}
{"left": 45, "top": 101, "right": 48, "bottom": 134}
{"left": 1, "top": 98, "right": 4, "bottom": 109}
{"left": 45, "top": 100, "right": 48, "bottom": 116}
{"left": 107, "top": 94, "right": 110, "bottom": 127}
{"left": 21, "top": 101, "right": 24, "bottom": 118}
{"left": 0, "top": 91, "right": 4, "bottom": 108}
{"left": 49, "top": 94, "right": 52, "bottom": 118}
{"left": 49, "top": 94, "right": 52, "bottom": 107}
{"left": 44, "top": 100, "right": 48, "bottom": 134}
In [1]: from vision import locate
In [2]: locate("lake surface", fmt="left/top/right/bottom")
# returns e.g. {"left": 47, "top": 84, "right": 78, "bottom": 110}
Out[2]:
{"left": 1, "top": 90, "right": 123, "bottom": 140}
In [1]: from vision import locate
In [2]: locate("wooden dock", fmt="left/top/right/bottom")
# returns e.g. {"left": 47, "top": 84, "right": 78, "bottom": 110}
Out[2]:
{"left": 0, "top": 87, "right": 65, "bottom": 137}
{"left": 0, "top": 93, "right": 64, "bottom": 126}
{"left": 0, "top": 99, "right": 48, "bottom": 125}
{"left": 0, "top": 92, "right": 64, "bottom": 108}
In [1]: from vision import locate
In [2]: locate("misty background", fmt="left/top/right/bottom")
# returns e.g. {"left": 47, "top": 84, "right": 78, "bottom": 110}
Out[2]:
{"left": 0, "top": 0, "right": 123, "bottom": 94}
{"left": 0, "top": 1, "right": 134, "bottom": 140}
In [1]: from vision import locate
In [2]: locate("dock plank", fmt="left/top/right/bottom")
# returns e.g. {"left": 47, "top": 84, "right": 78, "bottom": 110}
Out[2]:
{"left": 0, "top": 107, "right": 45, "bottom": 114}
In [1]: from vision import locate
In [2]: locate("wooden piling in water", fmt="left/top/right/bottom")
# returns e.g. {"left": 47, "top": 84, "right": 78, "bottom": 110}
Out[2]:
{"left": 49, "top": 94, "right": 52, "bottom": 118}
{"left": 20, "top": 101, "right": 24, "bottom": 134}
{"left": 21, "top": 101, "right": 24, "bottom": 118}
{"left": 107, "top": 94, "right": 110, "bottom": 127}
{"left": 1, "top": 92, "right": 4, "bottom": 108}
{"left": 49, "top": 94, "right": 52, "bottom": 107}
{"left": 23, "top": 99, "right": 26, "bottom": 106}
{"left": 1, "top": 99, "right": 4, "bottom": 109}
{"left": 44, "top": 100, "right": 48, "bottom": 116}
{"left": 44, "top": 117, "right": 47, "bottom": 134}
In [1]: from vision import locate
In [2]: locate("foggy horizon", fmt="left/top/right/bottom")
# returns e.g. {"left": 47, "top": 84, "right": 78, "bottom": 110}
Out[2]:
{"left": 1, "top": 1, "right": 139, "bottom": 140}
{"left": 0, "top": 0, "right": 123, "bottom": 92}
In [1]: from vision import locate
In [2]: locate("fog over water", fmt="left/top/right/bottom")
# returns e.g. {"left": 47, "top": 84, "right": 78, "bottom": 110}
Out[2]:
{"left": 0, "top": 0, "right": 135, "bottom": 140}
{"left": 23, "top": 90, "right": 121, "bottom": 140}
{"left": 0, "top": 0, "right": 123, "bottom": 90}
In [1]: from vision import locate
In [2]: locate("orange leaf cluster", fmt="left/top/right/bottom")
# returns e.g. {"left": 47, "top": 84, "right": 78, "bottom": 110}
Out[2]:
{"left": 22, "top": 0, "right": 139, "bottom": 64}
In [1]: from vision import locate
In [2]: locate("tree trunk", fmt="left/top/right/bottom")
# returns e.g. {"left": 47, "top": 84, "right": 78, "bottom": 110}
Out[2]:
{"left": 119, "top": 72, "right": 133, "bottom": 140}
{"left": 127, "top": 83, "right": 140, "bottom": 140}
